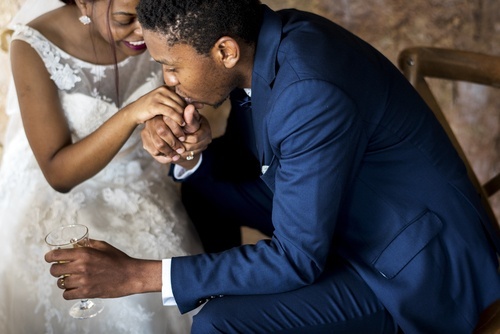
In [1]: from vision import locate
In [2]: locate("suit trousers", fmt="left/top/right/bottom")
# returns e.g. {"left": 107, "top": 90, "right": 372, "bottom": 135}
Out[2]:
{"left": 191, "top": 254, "right": 398, "bottom": 333}
{"left": 181, "top": 173, "right": 274, "bottom": 252}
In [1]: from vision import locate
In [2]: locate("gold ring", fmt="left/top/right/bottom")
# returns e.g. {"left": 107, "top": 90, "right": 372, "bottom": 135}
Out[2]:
{"left": 59, "top": 277, "right": 65, "bottom": 289}
{"left": 186, "top": 151, "right": 194, "bottom": 161}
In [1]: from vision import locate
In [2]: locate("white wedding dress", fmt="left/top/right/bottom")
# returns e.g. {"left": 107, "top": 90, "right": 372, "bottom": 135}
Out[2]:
{"left": 0, "top": 24, "right": 203, "bottom": 334}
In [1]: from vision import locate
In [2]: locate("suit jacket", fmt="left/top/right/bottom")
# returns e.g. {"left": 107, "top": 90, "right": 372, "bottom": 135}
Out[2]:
{"left": 172, "top": 5, "right": 500, "bottom": 331}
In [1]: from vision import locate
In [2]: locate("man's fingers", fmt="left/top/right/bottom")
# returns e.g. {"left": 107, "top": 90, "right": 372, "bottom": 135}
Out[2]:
{"left": 140, "top": 102, "right": 212, "bottom": 163}
{"left": 183, "top": 105, "right": 202, "bottom": 134}
{"left": 183, "top": 116, "right": 212, "bottom": 145}
{"left": 160, "top": 116, "right": 185, "bottom": 142}
{"left": 142, "top": 117, "right": 184, "bottom": 160}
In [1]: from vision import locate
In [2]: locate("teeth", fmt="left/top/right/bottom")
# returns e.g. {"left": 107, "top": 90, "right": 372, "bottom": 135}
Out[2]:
{"left": 129, "top": 40, "right": 145, "bottom": 46}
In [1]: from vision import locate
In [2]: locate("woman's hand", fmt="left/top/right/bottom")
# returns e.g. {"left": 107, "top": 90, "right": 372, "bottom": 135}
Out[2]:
{"left": 123, "top": 85, "right": 187, "bottom": 132}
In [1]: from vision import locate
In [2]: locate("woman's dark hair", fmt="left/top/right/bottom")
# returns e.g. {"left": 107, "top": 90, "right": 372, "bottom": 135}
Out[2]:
{"left": 136, "top": 0, "right": 263, "bottom": 55}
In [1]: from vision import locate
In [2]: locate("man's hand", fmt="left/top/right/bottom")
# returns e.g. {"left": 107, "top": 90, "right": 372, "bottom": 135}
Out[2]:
{"left": 142, "top": 104, "right": 212, "bottom": 166}
{"left": 44, "top": 240, "right": 162, "bottom": 300}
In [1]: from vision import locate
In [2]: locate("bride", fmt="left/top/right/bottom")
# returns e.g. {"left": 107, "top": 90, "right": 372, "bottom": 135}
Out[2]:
{"left": 0, "top": 0, "right": 210, "bottom": 333}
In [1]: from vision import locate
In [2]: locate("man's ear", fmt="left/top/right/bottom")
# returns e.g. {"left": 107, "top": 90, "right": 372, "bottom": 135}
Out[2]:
{"left": 213, "top": 36, "right": 240, "bottom": 69}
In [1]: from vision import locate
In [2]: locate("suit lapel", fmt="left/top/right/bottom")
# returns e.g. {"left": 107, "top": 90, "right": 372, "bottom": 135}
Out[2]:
{"left": 249, "top": 6, "right": 283, "bottom": 170}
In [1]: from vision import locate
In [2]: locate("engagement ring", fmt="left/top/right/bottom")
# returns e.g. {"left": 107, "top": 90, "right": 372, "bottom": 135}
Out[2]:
{"left": 186, "top": 151, "right": 194, "bottom": 160}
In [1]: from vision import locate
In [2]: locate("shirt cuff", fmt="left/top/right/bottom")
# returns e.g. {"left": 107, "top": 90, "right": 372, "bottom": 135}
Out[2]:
{"left": 173, "top": 153, "right": 203, "bottom": 179}
{"left": 162, "top": 258, "right": 177, "bottom": 306}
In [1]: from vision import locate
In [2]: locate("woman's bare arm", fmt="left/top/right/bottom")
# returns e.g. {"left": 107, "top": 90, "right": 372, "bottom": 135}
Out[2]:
{"left": 11, "top": 40, "right": 189, "bottom": 192}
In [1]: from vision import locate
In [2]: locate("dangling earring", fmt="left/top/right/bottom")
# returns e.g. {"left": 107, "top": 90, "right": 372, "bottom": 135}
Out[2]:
{"left": 79, "top": 15, "right": 91, "bottom": 25}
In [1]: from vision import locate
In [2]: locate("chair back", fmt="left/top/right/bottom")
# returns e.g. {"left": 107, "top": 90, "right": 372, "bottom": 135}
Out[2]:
{"left": 398, "top": 46, "right": 500, "bottom": 234}
{"left": 398, "top": 47, "right": 500, "bottom": 333}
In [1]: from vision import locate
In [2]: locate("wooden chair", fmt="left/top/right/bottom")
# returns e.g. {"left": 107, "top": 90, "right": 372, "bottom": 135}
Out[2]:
{"left": 398, "top": 46, "right": 500, "bottom": 333}
{"left": 0, "top": 28, "right": 13, "bottom": 53}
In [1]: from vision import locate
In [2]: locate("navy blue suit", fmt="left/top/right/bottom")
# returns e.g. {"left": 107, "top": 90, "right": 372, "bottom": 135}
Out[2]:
{"left": 174, "top": 5, "right": 500, "bottom": 333}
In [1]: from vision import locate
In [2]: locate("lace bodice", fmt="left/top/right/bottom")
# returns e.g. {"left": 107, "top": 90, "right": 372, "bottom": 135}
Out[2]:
{"left": 12, "top": 25, "right": 164, "bottom": 142}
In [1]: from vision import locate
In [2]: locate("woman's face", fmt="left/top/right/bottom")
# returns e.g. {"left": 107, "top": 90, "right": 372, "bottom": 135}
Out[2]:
{"left": 88, "top": 0, "right": 146, "bottom": 57}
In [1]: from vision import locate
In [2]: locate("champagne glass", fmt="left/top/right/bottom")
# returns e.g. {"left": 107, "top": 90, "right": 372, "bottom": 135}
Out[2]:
{"left": 45, "top": 224, "right": 105, "bottom": 319}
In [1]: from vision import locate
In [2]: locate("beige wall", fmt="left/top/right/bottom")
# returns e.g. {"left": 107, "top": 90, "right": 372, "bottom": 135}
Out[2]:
{"left": 0, "top": 0, "right": 21, "bottom": 156}
{"left": 1, "top": 0, "right": 499, "bottom": 219}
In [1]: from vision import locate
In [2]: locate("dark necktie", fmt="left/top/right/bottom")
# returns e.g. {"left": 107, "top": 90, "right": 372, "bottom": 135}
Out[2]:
{"left": 229, "top": 89, "right": 258, "bottom": 159}
{"left": 231, "top": 88, "right": 251, "bottom": 108}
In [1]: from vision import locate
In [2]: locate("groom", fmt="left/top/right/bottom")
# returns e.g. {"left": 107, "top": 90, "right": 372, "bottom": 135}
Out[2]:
{"left": 46, "top": 1, "right": 500, "bottom": 333}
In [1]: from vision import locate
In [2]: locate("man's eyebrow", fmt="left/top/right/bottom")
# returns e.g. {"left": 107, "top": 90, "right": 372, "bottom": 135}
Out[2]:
{"left": 154, "top": 58, "right": 171, "bottom": 65}
{"left": 154, "top": 56, "right": 179, "bottom": 66}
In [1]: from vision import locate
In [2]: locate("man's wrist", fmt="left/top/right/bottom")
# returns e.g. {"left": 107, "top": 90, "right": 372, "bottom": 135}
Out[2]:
{"left": 173, "top": 153, "right": 203, "bottom": 179}
{"left": 175, "top": 153, "right": 201, "bottom": 170}
{"left": 131, "top": 259, "right": 163, "bottom": 294}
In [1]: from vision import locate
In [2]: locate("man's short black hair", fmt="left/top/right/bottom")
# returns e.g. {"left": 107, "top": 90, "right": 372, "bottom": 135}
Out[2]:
{"left": 137, "top": 0, "right": 262, "bottom": 55}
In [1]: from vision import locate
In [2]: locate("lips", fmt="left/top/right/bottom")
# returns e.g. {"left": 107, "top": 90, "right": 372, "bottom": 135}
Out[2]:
{"left": 181, "top": 95, "right": 205, "bottom": 110}
{"left": 124, "top": 40, "right": 147, "bottom": 51}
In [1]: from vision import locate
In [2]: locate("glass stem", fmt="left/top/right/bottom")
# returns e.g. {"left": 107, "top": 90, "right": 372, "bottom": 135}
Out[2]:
{"left": 79, "top": 299, "right": 93, "bottom": 310}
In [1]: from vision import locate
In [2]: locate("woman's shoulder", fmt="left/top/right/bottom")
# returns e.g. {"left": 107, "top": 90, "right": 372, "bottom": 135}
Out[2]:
{"left": 11, "top": 15, "right": 85, "bottom": 92}
{"left": 27, "top": 5, "right": 79, "bottom": 52}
